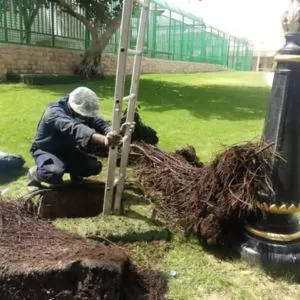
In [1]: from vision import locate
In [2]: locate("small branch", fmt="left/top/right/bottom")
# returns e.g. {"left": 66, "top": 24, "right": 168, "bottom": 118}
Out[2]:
{"left": 53, "top": 0, "right": 95, "bottom": 33}
{"left": 254, "top": 142, "right": 275, "bottom": 155}
{"left": 87, "top": 14, "right": 122, "bottom": 54}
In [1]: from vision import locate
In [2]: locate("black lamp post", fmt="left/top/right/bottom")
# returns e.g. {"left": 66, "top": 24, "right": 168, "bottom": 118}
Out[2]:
{"left": 241, "top": 31, "right": 300, "bottom": 277}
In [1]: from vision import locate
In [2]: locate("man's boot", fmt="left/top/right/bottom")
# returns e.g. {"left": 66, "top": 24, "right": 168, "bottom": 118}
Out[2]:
{"left": 27, "top": 166, "right": 42, "bottom": 192}
{"left": 70, "top": 174, "right": 84, "bottom": 184}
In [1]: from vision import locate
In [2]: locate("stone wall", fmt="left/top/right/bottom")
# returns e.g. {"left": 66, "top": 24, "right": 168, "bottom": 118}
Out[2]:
{"left": 102, "top": 54, "right": 227, "bottom": 75}
{"left": 0, "top": 44, "right": 227, "bottom": 80}
{"left": 0, "top": 45, "right": 80, "bottom": 75}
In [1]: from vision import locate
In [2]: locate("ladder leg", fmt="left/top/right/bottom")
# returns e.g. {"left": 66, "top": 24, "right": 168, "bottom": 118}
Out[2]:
{"left": 113, "top": 0, "right": 151, "bottom": 213}
{"left": 103, "top": 0, "right": 134, "bottom": 215}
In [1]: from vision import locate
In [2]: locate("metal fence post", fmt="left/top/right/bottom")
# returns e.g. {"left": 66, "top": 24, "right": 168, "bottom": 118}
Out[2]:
{"left": 150, "top": 3, "right": 157, "bottom": 58}
{"left": 190, "top": 20, "right": 195, "bottom": 60}
{"left": 168, "top": 10, "right": 172, "bottom": 59}
{"left": 51, "top": 2, "right": 55, "bottom": 47}
{"left": 180, "top": 16, "right": 184, "bottom": 60}
{"left": 236, "top": 41, "right": 240, "bottom": 70}
{"left": 18, "top": 0, "right": 23, "bottom": 44}
{"left": 242, "top": 41, "right": 246, "bottom": 70}
{"left": 3, "top": 0, "right": 9, "bottom": 42}
{"left": 114, "top": 29, "right": 118, "bottom": 53}
{"left": 232, "top": 37, "right": 236, "bottom": 69}
{"left": 208, "top": 26, "right": 213, "bottom": 63}
{"left": 221, "top": 32, "right": 226, "bottom": 66}
{"left": 86, "top": 6, "right": 91, "bottom": 49}
{"left": 200, "top": 25, "right": 206, "bottom": 62}
{"left": 249, "top": 45, "right": 254, "bottom": 71}
{"left": 226, "top": 36, "right": 231, "bottom": 69}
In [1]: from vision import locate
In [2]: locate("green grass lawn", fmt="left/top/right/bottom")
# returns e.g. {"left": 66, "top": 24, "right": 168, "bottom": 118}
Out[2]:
{"left": 0, "top": 71, "right": 267, "bottom": 165}
{"left": 1, "top": 72, "right": 300, "bottom": 299}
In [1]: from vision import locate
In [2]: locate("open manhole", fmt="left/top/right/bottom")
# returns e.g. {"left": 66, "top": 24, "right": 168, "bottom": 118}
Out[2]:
{"left": 27, "top": 181, "right": 105, "bottom": 219}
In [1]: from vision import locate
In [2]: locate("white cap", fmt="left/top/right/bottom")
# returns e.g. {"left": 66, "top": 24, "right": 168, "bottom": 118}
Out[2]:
{"left": 69, "top": 87, "right": 99, "bottom": 117}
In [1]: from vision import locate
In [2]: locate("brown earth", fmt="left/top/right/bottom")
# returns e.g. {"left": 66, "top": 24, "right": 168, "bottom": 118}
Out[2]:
{"left": 0, "top": 199, "right": 167, "bottom": 299}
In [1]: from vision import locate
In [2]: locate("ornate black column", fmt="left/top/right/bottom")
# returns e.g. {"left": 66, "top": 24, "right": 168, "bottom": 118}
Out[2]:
{"left": 241, "top": 33, "right": 300, "bottom": 278}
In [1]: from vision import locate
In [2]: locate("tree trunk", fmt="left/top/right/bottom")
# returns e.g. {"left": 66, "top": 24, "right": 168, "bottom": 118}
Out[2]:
{"left": 24, "top": 23, "right": 32, "bottom": 44}
{"left": 77, "top": 44, "right": 103, "bottom": 79}
{"left": 22, "top": 5, "right": 40, "bottom": 45}
{"left": 53, "top": 0, "right": 123, "bottom": 78}
{"left": 21, "top": 4, "right": 31, "bottom": 45}
{"left": 76, "top": 28, "right": 102, "bottom": 78}
{"left": 77, "top": 15, "right": 122, "bottom": 79}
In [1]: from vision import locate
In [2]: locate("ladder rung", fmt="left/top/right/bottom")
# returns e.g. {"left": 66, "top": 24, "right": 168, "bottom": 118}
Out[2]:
{"left": 139, "top": 1, "right": 150, "bottom": 9}
{"left": 128, "top": 49, "right": 142, "bottom": 55}
{"left": 121, "top": 135, "right": 129, "bottom": 143}
{"left": 114, "top": 174, "right": 125, "bottom": 187}
{"left": 123, "top": 93, "right": 136, "bottom": 101}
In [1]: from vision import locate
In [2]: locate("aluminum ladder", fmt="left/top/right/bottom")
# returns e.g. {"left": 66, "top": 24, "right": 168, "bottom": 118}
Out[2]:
{"left": 103, "top": 0, "right": 151, "bottom": 214}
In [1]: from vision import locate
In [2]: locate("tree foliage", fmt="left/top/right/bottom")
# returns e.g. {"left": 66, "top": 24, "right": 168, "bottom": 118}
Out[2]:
{"left": 52, "top": 0, "right": 124, "bottom": 78}
{"left": 72, "top": 0, "right": 122, "bottom": 25}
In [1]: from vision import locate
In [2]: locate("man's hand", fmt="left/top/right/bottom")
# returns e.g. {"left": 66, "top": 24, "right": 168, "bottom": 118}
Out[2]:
{"left": 120, "top": 122, "right": 136, "bottom": 135}
{"left": 91, "top": 131, "right": 122, "bottom": 147}
{"left": 105, "top": 131, "right": 122, "bottom": 147}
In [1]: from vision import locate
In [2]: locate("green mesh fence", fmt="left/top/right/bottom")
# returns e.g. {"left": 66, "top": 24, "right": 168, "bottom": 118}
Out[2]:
{"left": 0, "top": 0, "right": 253, "bottom": 70}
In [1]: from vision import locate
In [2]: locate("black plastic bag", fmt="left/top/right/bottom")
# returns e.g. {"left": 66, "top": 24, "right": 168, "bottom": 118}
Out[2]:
{"left": 0, "top": 152, "right": 25, "bottom": 171}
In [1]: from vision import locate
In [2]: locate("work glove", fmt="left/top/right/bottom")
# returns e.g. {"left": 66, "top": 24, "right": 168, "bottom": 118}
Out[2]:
{"left": 105, "top": 131, "right": 122, "bottom": 147}
{"left": 120, "top": 122, "right": 136, "bottom": 135}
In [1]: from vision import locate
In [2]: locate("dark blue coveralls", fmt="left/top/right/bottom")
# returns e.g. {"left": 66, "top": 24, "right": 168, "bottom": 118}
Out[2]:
{"left": 30, "top": 97, "right": 111, "bottom": 184}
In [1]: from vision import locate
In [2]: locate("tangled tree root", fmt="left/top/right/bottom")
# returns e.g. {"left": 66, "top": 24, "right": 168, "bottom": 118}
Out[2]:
{"left": 121, "top": 108, "right": 159, "bottom": 146}
{"left": 131, "top": 142, "right": 276, "bottom": 247}
{"left": 76, "top": 52, "right": 103, "bottom": 79}
{"left": 174, "top": 145, "right": 203, "bottom": 167}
